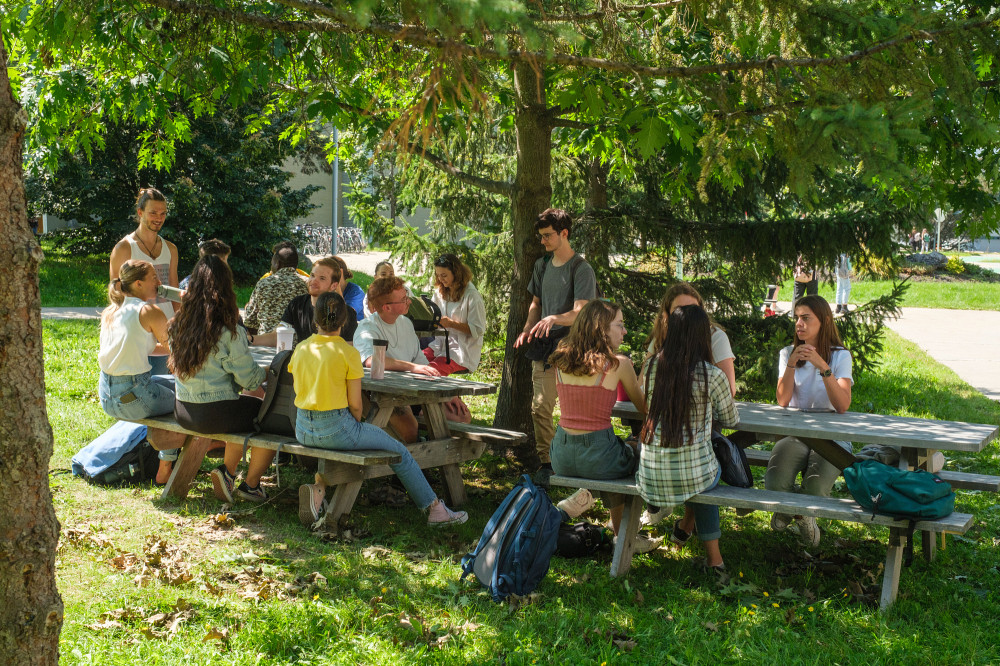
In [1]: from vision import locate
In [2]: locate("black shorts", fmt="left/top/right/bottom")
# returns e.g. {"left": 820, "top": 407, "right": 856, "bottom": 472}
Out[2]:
{"left": 175, "top": 395, "right": 262, "bottom": 434}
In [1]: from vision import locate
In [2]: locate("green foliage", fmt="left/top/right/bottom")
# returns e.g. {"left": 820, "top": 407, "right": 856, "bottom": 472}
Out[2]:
{"left": 946, "top": 255, "right": 967, "bottom": 275}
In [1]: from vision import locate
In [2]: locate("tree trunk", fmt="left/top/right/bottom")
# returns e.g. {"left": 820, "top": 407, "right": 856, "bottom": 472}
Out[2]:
{"left": 583, "top": 157, "right": 610, "bottom": 272}
{"left": 0, "top": 39, "right": 64, "bottom": 665}
{"left": 492, "top": 62, "right": 552, "bottom": 467}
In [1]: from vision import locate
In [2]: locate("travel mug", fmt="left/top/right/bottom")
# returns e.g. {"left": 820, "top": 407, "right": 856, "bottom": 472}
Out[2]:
{"left": 371, "top": 339, "right": 388, "bottom": 379}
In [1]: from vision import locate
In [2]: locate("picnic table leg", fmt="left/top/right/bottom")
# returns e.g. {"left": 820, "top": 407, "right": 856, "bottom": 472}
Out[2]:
{"left": 324, "top": 480, "right": 363, "bottom": 530}
{"left": 880, "top": 525, "right": 906, "bottom": 611}
{"left": 422, "top": 402, "right": 468, "bottom": 506}
{"left": 160, "top": 434, "right": 203, "bottom": 500}
{"left": 902, "top": 447, "right": 939, "bottom": 562}
{"left": 610, "top": 495, "right": 643, "bottom": 577}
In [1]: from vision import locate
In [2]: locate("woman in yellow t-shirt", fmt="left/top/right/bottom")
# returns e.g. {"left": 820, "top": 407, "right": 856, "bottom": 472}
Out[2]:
{"left": 290, "top": 291, "right": 468, "bottom": 528}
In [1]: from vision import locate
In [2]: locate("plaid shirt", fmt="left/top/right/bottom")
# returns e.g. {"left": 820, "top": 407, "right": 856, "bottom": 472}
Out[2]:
{"left": 637, "top": 361, "right": 739, "bottom": 507}
{"left": 243, "top": 267, "right": 308, "bottom": 334}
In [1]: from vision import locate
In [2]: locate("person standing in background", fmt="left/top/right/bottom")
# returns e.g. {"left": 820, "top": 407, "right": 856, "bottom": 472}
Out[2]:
{"left": 835, "top": 253, "right": 851, "bottom": 315}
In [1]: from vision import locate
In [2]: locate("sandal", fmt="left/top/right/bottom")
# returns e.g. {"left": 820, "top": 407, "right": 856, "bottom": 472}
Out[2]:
{"left": 670, "top": 519, "right": 692, "bottom": 548}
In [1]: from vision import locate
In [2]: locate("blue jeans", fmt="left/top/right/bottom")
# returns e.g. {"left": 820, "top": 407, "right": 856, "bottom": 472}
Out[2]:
{"left": 98, "top": 371, "right": 178, "bottom": 461}
{"left": 295, "top": 407, "right": 437, "bottom": 510}
{"left": 686, "top": 468, "right": 722, "bottom": 541}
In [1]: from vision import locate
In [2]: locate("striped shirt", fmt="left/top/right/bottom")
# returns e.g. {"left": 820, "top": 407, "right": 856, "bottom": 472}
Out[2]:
{"left": 637, "top": 361, "right": 739, "bottom": 507}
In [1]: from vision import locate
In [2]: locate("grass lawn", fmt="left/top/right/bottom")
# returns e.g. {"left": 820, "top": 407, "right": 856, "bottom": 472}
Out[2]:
{"left": 776, "top": 277, "right": 1000, "bottom": 310}
{"left": 45, "top": 320, "right": 1000, "bottom": 664}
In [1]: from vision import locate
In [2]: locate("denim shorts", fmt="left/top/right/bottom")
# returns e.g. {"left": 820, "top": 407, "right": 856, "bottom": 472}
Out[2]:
{"left": 550, "top": 426, "right": 637, "bottom": 508}
{"left": 99, "top": 371, "right": 176, "bottom": 421}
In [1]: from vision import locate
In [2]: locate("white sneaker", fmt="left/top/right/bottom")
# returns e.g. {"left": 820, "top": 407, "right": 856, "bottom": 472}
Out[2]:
{"left": 793, "top": 516, "right": 821, "bottom": 547}
{"left": 770, "top": 513, "right": 792, "bottom": 531}
{"left": 427, "top": 499, "right": 468, "bottom": 527}
{"left": 640, "top": 506, "right": 671, "bottom": 527}
{"left": 557, "top": 488, "right": 596, "bottom": 519}
{"left": 298, "top": 483, "right": 326, "bottom": 527}
{"left": 615, "top": 533, "right": 663, "bottom": 554}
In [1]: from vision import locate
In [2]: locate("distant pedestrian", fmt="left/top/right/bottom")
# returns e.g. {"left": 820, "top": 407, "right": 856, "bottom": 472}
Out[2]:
{"left": 835, "top": 254, "right": 851, "bottom": 315}
{"left": 921, "top": 228, "right": 931, "bottom": 252}
{"left": 909, "top": 227, "right": 921, "bottom": 253}
{"left": 792, "top": 255, "right": 818, "bottom": 306}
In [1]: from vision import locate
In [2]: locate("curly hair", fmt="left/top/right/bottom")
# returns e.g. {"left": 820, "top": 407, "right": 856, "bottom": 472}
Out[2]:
{"left": 367, "top": 276, "right": 406, "bottom": 312}
{"left": 548, "top": 299, "right": 622, "bottom": 376}
{"left": 433, "top": 253, "right": 472, "bottom": 302}
{"left": 314, "top": 291, "right": 350, "bottom": 335}
{"left": 101, "top": 260, "right": 153, "bottom": 326}
{"left": 168, "top": 255, "right": 239, "bottom": 380}
{"left": 792, "top": 295, "right": 845, "bottom": 366}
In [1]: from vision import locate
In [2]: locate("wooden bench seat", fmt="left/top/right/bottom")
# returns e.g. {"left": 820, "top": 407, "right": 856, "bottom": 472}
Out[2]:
{"left": 741, "top": 447, "right": 1000, "bottom": 491}
{"left": 416, "top": 418, "right": 528, "bottom": 445}
{"left": 549, "top": 474, "right": 973, "bottom": 611}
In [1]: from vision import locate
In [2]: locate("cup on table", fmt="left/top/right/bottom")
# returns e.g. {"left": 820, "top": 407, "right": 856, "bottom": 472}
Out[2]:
{"left": 371, "top": 339, "right": 388, "bottom": 379}
{"left": 276, "top": 323, "right": 294, "bottom": 352}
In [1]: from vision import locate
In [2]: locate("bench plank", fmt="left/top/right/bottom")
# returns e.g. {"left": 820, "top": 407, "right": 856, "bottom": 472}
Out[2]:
{"left": 416, "top": 417, "right": 528, "bottom": 444}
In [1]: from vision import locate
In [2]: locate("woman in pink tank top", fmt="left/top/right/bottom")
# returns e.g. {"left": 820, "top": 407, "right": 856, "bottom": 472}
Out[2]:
{"left": 547, "top": 300, "right": 648, "bottom": 540}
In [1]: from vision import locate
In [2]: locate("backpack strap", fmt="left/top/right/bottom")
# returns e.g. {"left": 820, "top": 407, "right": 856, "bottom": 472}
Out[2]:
{"left": 902, "top": 520, "right": 917, "bottom": 567}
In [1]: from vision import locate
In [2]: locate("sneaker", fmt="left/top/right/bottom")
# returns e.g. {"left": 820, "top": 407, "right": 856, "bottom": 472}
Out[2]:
{"left": 669, "top": 519, "right": 692, "bottom": 548}
{"left": 640, "top": 506, "right": 671, "bottom": 527}
{"left": 557, "top": 489, "right": 595, "bottom": 519}
{"left": 793, "top": 516, "right": 821, "bottom": 547}
{"left": 427, "top": 499, "right": 468, "bottom": 527}
{"left": 236, "top": 481, "right": 268, "bottom": 503}
{"left": 210, "top": 464, "right": 235, "bottom": 503}
{"left": 532, "top": 465, "right": 553, "bottom": 489}
{"left": 298, "top": 483, "right": 326, "bottom": 526}
{"left": 614, "top": 533, "right": 663, "bottom": 554}
{"left": 770, "top": 513, "right": 792, "bottom": 531}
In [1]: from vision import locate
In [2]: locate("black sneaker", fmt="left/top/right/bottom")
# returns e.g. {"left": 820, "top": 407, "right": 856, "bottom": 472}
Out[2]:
{"left": 210, "top": 465, "right": 235, "bottom": 503}
{"left": 237, "top": 481, "right": 268, "bottom": 503}
{"left": 532, "top": 465, "right": 553, "bottom": 489}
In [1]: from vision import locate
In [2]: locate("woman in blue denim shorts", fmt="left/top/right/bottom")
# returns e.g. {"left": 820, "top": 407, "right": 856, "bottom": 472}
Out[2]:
{"left": 98, "top": 259, "right": 184, "bottom": 482}
{"left": 547, "top": 300, "right": 654, "bottom": 549}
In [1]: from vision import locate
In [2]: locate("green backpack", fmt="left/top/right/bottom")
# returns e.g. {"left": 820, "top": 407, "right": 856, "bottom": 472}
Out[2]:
{"left": 844, "top": 459, "right": 955, "bottom": 521}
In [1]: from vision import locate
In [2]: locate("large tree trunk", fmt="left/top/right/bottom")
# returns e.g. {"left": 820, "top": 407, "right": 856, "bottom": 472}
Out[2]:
{"left": 0, "top": 39, "right": 64, "bottom": 664}
{"left": 493, "top": 62, "right": 552, "bottom": 467}
{"left": 583, "top": 157, "right": 610, "bottom": 272}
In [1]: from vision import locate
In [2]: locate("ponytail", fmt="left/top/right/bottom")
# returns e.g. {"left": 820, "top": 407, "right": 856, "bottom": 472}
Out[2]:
{"left": 102, "top": 260, "right": 154, "bottom": 325}
{"left": 314, "top": 291, "right": 349, "bottom": 335}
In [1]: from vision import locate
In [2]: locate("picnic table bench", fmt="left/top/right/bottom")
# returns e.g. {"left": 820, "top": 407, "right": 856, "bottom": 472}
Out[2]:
{"left": 549, "top": 474, "right": 974, "bottom": 611}
{"left": 132, "top": 350, "right": 524, "bottom": 529}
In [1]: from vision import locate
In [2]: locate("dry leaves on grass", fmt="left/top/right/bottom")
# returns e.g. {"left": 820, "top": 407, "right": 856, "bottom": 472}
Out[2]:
{"left": 62, "top": 525, "right": 115, "bottom": 550}
{"left": 506, "top": 592, "right": 544, "bottom": 611}
{"left": 398, "top": 612, "right": 482, "bottom": 650}
{"left": 584, "top": 627, "right": 637, "bottom": 652}
{"left": 109, "top": 537, "right": 193, "bottom": 587}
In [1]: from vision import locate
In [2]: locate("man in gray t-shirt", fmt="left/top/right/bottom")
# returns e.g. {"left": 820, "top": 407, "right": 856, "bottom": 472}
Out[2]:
{"left": 513, "top": 208, "right": 597, "bottom": 479}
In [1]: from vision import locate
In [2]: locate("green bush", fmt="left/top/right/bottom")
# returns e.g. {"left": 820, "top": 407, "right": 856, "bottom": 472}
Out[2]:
{"left": 946, "top": 255, "right": 967, "bottom": 274}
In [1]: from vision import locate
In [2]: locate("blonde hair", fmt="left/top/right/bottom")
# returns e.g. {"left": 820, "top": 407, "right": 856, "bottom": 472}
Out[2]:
{"left": 102, "top": 260, "right": 153, "bottom": 325}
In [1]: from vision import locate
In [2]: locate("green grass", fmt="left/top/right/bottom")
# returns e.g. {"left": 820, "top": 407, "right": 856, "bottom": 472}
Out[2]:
{"left": 45, "top": 320, "right": 1000, "bottom": 664}
{"left": 776, "top": 277, "right": 1000, "bottom": 310}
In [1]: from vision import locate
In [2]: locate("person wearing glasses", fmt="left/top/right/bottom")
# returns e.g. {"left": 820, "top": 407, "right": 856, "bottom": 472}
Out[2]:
{"left": 424, "top": 253, "right": 486, "bottom": 376}
{"left": 512, "top": 208, "right": 597, "bottom": 485}
{"left": 355, "top": 276, "right": 471, "bottom": 443}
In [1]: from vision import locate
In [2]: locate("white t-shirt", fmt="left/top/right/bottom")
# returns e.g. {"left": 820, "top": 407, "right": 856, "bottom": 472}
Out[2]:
{"left": 354, "top": 313, "right": 426, "bottom": 366}
{"left": 99, "top": 297, "right": 155, "bottom": 375}
{"left": 428, "top": 283, "right": 486, "bottom": 372}
{"left": 646, "top": 326, "right": 734, "bottom": 364}
{"left": 778, "top": 346, "right": 854, "bottom": 410}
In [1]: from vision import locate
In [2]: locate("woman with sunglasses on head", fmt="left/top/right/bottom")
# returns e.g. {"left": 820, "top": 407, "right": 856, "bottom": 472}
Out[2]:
{"left": 423, "top": 253, "right": 486, "bottom": 376}
{"left": 638, "top": 305, "right": 739, "bottom": 575}
{"left": 765, "top": 294, "right": 853, "bottom": 547}
{"left": 169, "top": 255, "right": 275, "bottom": 503}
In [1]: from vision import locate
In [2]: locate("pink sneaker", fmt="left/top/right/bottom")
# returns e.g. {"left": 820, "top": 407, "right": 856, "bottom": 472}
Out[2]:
{"left": 427, "top": 499, "right": 468, "bottom": 527}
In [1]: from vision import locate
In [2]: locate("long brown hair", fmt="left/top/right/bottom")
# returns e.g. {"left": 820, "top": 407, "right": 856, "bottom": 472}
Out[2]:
{"left": 792, "top": 295, "right": 845, "bottom": 367}
{"left": 168, "top": 255, "right": 239, "bottom": 379}
{"left": 642, "top": 305, "right": 713, "bottom": 448}
{"left": 433, "top": 253, "right": 472, "bottom": 302}
{"left": 645, "top": 282, "right": 719, "bottom": 362}
{"left": 548, "top": 299, "right": 622, "bottom": 376}
{"left": 101, "top": 260, "right": 153, "bottom": 326}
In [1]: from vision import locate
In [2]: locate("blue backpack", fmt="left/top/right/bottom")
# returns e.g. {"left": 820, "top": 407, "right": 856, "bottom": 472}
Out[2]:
{"left": 461, "top": 475, "right": 562, "bottom": 602}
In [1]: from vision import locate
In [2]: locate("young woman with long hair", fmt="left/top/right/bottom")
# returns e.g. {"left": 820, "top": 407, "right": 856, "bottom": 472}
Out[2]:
{"left": 292, "top": 292, "right": 468, "bottom": 527}
{"left": 98, "top": 259, "right": 185, "bottom": 483}
{"left": 424, "top": 253, "right": 486, "bottom": 375}
{"left": 637, "top": 305, "right": 739, "bottom": 574}
{"left": 547, "top": 300, "right": 653, "bottom": 548}
{"left": 168, "top": 255, "right": 275, "bottom": 503}
{"left": 765, "top": 295, "right": 853, "bottom": 546}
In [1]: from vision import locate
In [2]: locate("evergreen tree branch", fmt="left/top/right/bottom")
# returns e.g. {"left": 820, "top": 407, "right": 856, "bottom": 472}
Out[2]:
{"left": 138, "top": 0, "right": 998, "bottom": 80}
{"left": 401, "top": 141, "right": 515, "bottom": 196}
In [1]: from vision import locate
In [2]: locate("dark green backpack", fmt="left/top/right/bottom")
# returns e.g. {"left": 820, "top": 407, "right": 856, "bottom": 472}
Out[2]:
{"left": 844, "top": 459, "right": 955, "bottom": 521}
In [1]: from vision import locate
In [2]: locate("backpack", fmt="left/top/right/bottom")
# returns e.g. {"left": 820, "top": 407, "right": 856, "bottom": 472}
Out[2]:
{"left": 461, "top": 475, "right": 562, "bottom": 602}
{"left": 72, "top": 421, "right": 160, "bottom": 487}
{"left": 711, "top": 431, "right": 754, "bottom": 488}
{"left": 405, "top": 295, "right": 442, "bottom": 332}
{"left": 255, "top": 349, "right": 297, "bottom": 437}
{"left": 844, "top": 459, "right": 955, "bottom": 566}
{"left": 556, "top": 521, "right": 608, "bottom": 558}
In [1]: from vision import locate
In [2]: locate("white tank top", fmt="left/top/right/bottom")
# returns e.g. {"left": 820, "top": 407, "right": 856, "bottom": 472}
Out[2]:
{"left": 127, "top": 235, "right": 175, "bottom": 319}
{"left": 99, "top": 297, "right": 156, "bottom": 375}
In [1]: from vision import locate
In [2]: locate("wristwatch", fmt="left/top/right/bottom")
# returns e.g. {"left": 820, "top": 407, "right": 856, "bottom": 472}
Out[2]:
{"left": 819, "top": 368, "right": 833, "bottom": 378}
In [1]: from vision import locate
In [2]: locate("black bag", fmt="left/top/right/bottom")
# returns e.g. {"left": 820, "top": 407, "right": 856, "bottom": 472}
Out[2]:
{"left": 85, "top": 439, "right": 159, "bottom": 486}
{"left": 556, "top": 521, "right": 608, "bottom": 558}
{"left": 255, "top": 350, "right": 297, "bottom": 437}
{"left": 405, "top": 295, "right": 442, "bottom": 332}
{"left": 712, "top": 431, "right": 753, "bottom": 488}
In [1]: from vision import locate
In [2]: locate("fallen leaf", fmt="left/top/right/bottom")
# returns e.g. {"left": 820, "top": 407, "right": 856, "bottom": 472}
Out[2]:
{"left": 203, "top": 626, "right": 229, "bottom": 643}
{"left": 613, "top": 638, "right": 637, "bottom": 652}
{"left": 139, "top": 625, "right": 166, "bottom": 640}
{"left": 703, "top": 622, "right": 718, "bottom": 632}
{"left": 634, "top": 590, "right": 645, "bottom": 605}
{"left": 84, "top": 619, "right": 123, "bottom": 631}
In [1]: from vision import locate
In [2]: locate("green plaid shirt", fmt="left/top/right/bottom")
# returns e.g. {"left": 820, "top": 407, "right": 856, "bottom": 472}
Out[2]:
{"left": 637, "top": 361, "right": 739, "bottom": 507}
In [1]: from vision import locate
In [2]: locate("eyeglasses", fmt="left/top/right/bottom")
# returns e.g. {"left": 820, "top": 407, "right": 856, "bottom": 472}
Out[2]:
{"left": 386, "top": 296, "right": 412, "bottom": 306}
{"left": 537, "top": 231, "right": 557, "bottom": 241}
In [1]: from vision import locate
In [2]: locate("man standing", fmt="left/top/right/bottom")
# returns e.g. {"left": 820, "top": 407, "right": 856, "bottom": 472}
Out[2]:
{"left": 355, "top": 277, "right": 471, "bottom": 443}
{"left": 109, "top": 187, "right": 179, "bottom": 319}
{"left": 244, "top": 242, "right": 308, "bottom": 334}
{"left": 513, "top": 208, "right": 597, "bottom": 482}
